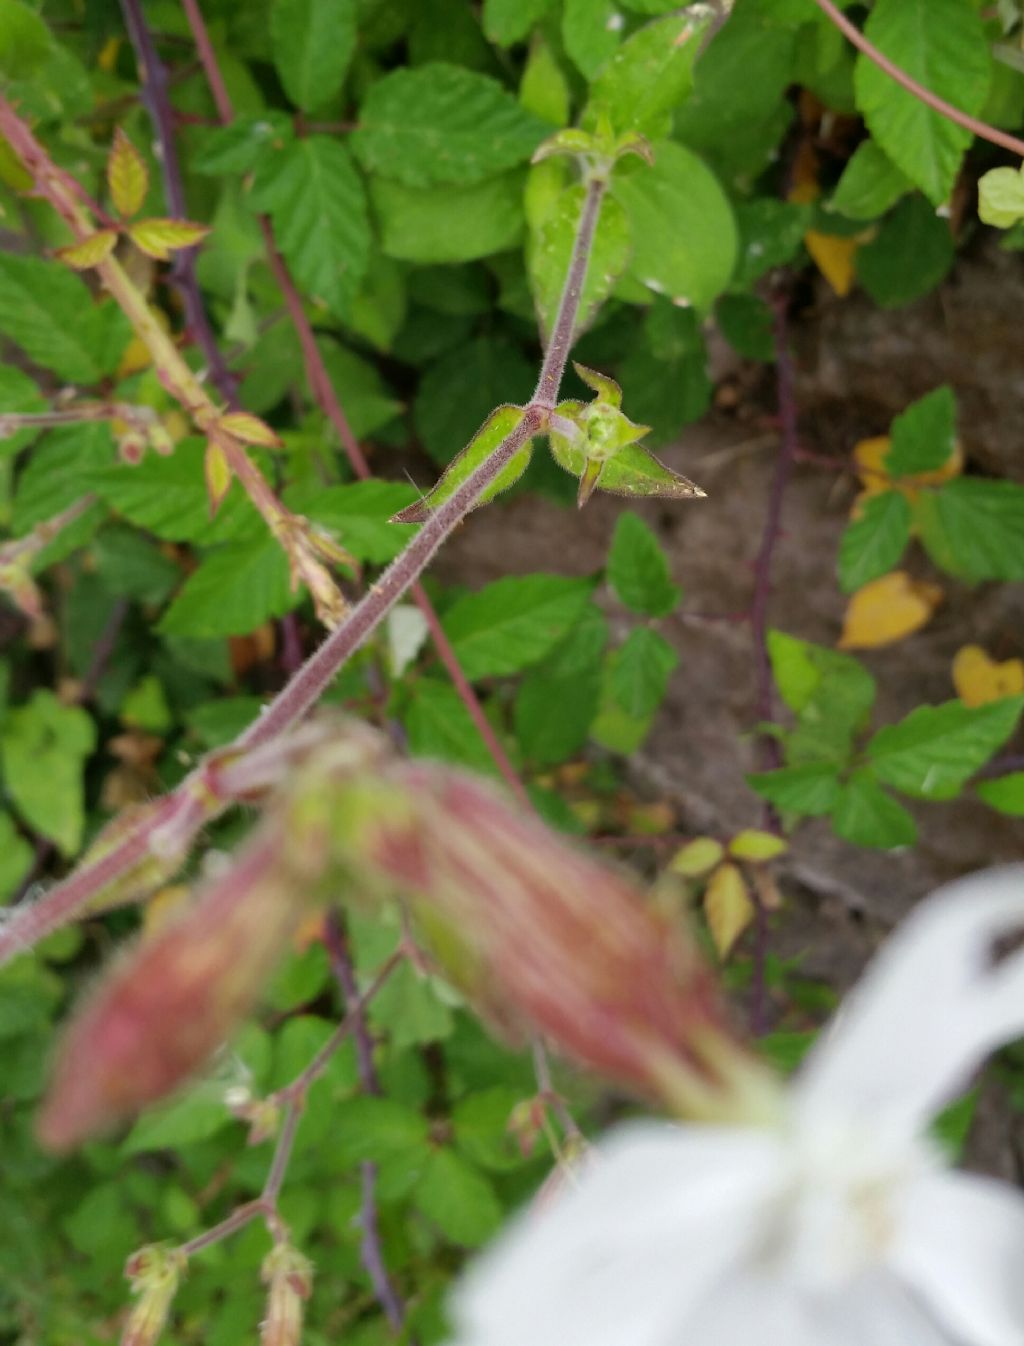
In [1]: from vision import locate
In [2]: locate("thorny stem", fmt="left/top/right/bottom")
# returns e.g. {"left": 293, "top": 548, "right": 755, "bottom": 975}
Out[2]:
{"left": 178, "top": 0, "right": 529, "bottom": 805}
{"left": 812, "top": 0, "right": 1024, "bottom": 160}
{"left": 119, "top": 0, "right": 239, "bottom": 405}
{"left": 178, "top": 950, "right": 403, "bottom": 1258}
{"left": 324, "top": 916, "right": 408, "bottom": 1333}
{"left": 0, "top": 97, "right": 343, "bottom": 625}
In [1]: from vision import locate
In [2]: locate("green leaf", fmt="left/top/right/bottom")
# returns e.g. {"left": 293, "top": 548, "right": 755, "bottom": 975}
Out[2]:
{"left": 733, "top": 199, "right": 809, "bottom": 288}
{"left": 120, "top": 674, "right": 172, "bottom": 733}
{"left": 285, "top": 480, "right": 419, "bottom": 561}
{"left": 12, "top": 426, "right": 108, "bottom": 566}
{"left": 452, "top": 1086, "right": 529, "bottom": 1172}
{"left": 1, "top": 690, "right": 96, "bottom": 855}
{"left": 442, "top": 575, "right": 594, "bottom": 680}
{"left": 193, "top": 113, "right": 295, "bottom": 175}
{"left": 158, "top": 538, "right": 296, "bottom": 638}
{"left": 838, "top": 490, "right": 912, "bottom": 593}
{"left": 866, "top": 697, "right": 1024, "bottom": 800}
{"left": 332, "top": 1096, "right": 430, "bottom": 1169}
{"left": 369, "top": 961, "right": 454, "bottom": 1048}
{"left": 977, "top": 772, "right": 1024, "bottom": 816}
{"left": 0, "top": 811, "right": 33, "bottom": 900}
{"left": 584, "top": 13, "right": 707, "bottom": 139}
{"left": 831, "top": 773, "right": 918, "bottom": 848}
{"left": 94, "top": 438, "right": 261, "bottom": 544}
{"left": 607, "top": 511, "right": 680, "bottom": 616}
{"left": 416, "top": 1149, "right": 503, "bottom": 1246}
{"left": 414, "top": 335, "right": 534, "bottom": 466}
{"left": 609, "top": 627, "right": 678, "bottom": 718}
{"left": 0, "top": 0, "right": 50, "bottom": 79}
{"left": 520, "top": 33, "right": 571, "bottom": 125}
{"left": 270, "top": 0, "right": 356, "bottom": 111}
{"left": 915, "top": 478, "right": 1024, "bottom": 581}
{"left": 251, "top": 136, "right": 369, "bottom": 318}
{"left": 403, "top": 680, "right": 505, "bottom": 774}
{"left": 529, "top": 186, "right": 631, "bottom": 341}
{"left": 828, "top": 139, "right": 912, "bottom": 221}
{"left": 715, "top": 293, "right": 774, "bottom": 362}
{"left": 767, "top": 630, "right": 876, "bottom": 765}
{"left": 93, "top": 527, "right": 180, "bottom": 604}
{"left": 514, "top": 608, "right": 608, "bottom": 767}
{"left": 978, "top": 165, "right": 1024, "bottom": 228}
{"left": 483, "top": 0, "right": 552, "bottom": 46}
{"left": 0, "top": 363, "right": 46, "bottom": 460}
{"left": 563, "top": 0, "right": 621, "bottom": 77}
{"left": 122, "top": 1089, "right": 232, "bottom": 1154}
{"left": 371, "top": 171, "right": 526, "bottom": 263}
{"left": 352, "top": 64, "right": 550, "bottom": 187}
{"left": 856, "top": 194, "right": 954, "bottom": 308}
{"left": 0, "top": 255, "right": 129, "bottom": 384}
{"left": 395, "top": 406, "right": 534, "bottom": 524}
{"left": 314, "top": 339, "right": 403, "bottom": 439}
{"left": 612, "top": 140, "right": 737, "bottom": 311}
{"left": 747, "top": 761, "right": 842, "bottom": 816}
{"left": 618, "top": 301, "right": 712, "bottom": 445}
{"left": 854, "top": 0, "right": 991, "bottom": 205}
{"left": 886, "top": 385, "right": 957, "bottom": 476}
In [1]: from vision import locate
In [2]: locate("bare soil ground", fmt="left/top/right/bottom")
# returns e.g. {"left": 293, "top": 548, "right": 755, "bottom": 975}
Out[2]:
{"left": 433, "top": 241, "right": 1024, "bottom": 1175}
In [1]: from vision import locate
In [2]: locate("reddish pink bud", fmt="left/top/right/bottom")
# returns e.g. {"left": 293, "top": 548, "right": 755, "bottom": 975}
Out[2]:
{"left": 350, "top": 762, "right": 768, "bottom": 1113}
{"left": 38, "top": 829, "right": 306, "bottom": 1150}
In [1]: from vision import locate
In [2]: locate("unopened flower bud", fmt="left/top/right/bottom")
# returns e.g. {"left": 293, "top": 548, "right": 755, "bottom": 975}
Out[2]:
{"left": 260, "top": 1243, "right": 313, "bottom": 1346}
{"left": 121, "top": 1243, "right": 186, "bottom": 1346}
{"left": 321, "top": 754, "right": 776, "bottom": 1120}
{"left": 37, "top": 825, "right": 308, "bottom": 1149}
{"left": 117, "top": 429, "right": 147, "bottom": 464}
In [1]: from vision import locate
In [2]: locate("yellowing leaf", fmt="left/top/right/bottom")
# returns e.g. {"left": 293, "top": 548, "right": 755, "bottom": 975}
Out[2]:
{"left": 804, "top": 231, "right": 858, "bottom": 297}
{"left": 56, "top": 230, "right": 119, "bottom": 270}
{"left": 0, "top": 134, "right": 33, "bottom": 191}
{"left": 97, "top": 35, "right": 122, "bottom": 73}
{"left": 219, "top": 411, "right": 283, "bottom": 449}
{"left": 704, "top": 861, "right": 754, "bottom": 959}
{"left": 838, "top": 571, "right": 943, "bottom": 650}
{"left": 108, "top": 128, "right": 149, "bottom": 219}
{"left": 128, "top": 218, "right": 210, "bottom": 261}
{"left": 952, "top": 644, "right": 1024, "bottom": 708}
{"left": 669, "top": 837, "right": 724, "bottom": 878}
{"left": 852, "top": 433, "right": 962, "bottom": 511}
{"left": 204, "top": 440, "right": 232, "bottom": 515}
{"left": 728, "top": 829, "right": 788, "bottom": 862}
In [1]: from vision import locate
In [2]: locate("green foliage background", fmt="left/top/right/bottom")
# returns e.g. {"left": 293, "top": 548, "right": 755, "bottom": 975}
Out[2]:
{"left": 2, "top": 0, "right": 1024, "bottom": 1340}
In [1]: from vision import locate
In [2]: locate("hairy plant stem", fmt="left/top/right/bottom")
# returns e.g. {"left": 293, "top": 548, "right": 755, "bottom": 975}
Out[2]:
{"left": 0, "top": 97, "right": 342, "bottom": 624}
{"left": 178, "top": 0, "right": 528, "bottom": 804}
{"left": 811, "top": 0, "right": 1024, "bottom": 159}
{"left": 0, "top": 160, "right": 604, "bottom": 963}
{"left": 178, "top": 950, "right": 403, "bottom": 1258}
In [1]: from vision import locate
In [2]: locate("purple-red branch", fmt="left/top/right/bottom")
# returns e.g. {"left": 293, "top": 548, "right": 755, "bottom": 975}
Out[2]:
{"left": 811, "top": 0, "right": 1024, "bottom": 160}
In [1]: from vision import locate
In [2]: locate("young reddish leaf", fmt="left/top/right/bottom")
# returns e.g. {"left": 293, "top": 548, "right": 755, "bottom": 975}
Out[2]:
{"left": 952, "top": 644, "right": 1024, "bottom": 708}
{"left": 204, "top": 440, "right": 232, "bottom": 515}
{"left": 128, "top": 218, "right": 210, "bottom": 261}
{"left": 704, "top": 861, "right": 754, "bottom": 960}
{"left": 838, "top": 571, "right": 943, "bottom": 650}
{"left": 56, "top": 229, "right": 118, "bottom": 270}
{"left": 108, "top": 127, "right": 149, "bottom": 218}
{"left": 219, "top": 411, "right": 284, "bottom": 449}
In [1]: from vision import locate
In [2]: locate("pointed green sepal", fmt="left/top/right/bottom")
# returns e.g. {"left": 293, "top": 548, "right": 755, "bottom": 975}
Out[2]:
{"left": 532, "top": 128, "right": 600, "bottom": 164}
{"left": 573, "top": 362, "right": 622, "bottom": 408}
{"left": 392, "top": 406, "right": 534, "bottom": 524}
{"left": 577, "top": 457, "right": 605, "bottom": 508}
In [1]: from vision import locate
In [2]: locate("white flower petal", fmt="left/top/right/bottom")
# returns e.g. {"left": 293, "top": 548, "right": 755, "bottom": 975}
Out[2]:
{"left": 680, "top": 1273, "right": 823, "bottom": 1345}
{"left": 891, "top": 1170, "right": 1024, "bottom": 1346}
{"left": 450, "top": 1122, "right": 782, "bottom": 1346}
{"left": 794, "top": 865, "right": 1024, "bottom": 1134}
{"left": 820, "top": 1272, "right": 952, "bottom": 1346}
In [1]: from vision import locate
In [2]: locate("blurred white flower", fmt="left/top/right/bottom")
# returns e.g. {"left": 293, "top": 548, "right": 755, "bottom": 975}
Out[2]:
{"left": 451, "top": 866, "right": 1024, "bottom": 1346}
